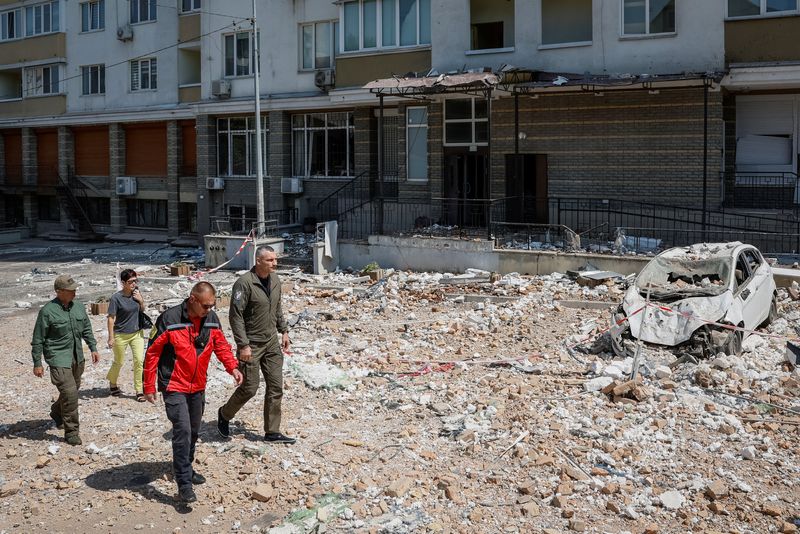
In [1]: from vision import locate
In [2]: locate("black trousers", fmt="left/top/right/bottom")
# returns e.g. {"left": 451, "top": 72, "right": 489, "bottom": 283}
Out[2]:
{"left": 164, "top": 391, "right": 205, "bottom": 489}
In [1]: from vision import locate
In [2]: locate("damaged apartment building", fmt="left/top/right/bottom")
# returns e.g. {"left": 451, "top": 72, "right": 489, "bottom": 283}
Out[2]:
{"left": 0, "top": 0, "right": 798, "bottom": 245}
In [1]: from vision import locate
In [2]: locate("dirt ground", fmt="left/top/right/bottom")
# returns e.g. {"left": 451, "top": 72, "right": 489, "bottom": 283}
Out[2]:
{"left": 0, "top": 239, "right": 798, "bottom": 534}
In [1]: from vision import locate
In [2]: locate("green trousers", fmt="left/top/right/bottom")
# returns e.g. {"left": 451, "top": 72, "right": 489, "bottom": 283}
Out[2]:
{"left": 220, "top": 341, "right": 284, "bottom": 434}
{"left": 50, "top": 359, "right": 85, "bottom": 439}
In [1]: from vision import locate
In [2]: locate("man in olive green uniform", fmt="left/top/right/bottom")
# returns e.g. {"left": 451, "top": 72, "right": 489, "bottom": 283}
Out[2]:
{"left": 31, "top": 275, "right": 100, "bottom": 446}
{"left": 217, "top": 246, "right": 294, "bottom": 443}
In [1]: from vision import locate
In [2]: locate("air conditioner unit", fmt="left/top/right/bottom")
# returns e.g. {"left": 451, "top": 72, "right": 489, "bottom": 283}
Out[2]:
{"left": 206, "top": 177, "right": 225, "bottom": 190}
{"left": 314, "top": 69, "right": 335, "bottom": 89}
{"left": 281, "top": 177, "right": 303, "bottom": 194}
{"left": 116, "top": 176, "right": 137, "bottom": 196}
{"left": 116, "top": 24, "right": 133, "bottom": 41}
{"left": 211, "top": 79, "right": 231, "bottom": 98}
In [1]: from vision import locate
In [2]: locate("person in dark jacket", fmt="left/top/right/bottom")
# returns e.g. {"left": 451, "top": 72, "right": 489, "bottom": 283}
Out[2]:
{"left": 31, "top": 274, "right": 100, "bottom": 446}
{"left": 143, "top": 282, "right": 243, "bottom": 503}
{"left": 217, "top": 245, "right": 294, "bottom": 443}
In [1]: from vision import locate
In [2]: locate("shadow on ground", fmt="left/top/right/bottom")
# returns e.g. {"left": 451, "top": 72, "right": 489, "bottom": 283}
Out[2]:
{"left": 85, "top": 461, "right": 193, "bottom": 513}
{"left": 0, "top": 418, "right": 60, "bottom": 443}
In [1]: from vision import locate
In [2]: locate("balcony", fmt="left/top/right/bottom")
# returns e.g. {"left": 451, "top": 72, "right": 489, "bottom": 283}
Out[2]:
{"left": 0, "top": 94, "right": 65, "bottom": 118}
{"left": 725, "top": 16, "right": 800, "bottom": 64}
{"left": 179, "top": 12, "right": 200, "bottom": 44}
{"left": 0, "top": 33, "right": 65, "bottom": 66}
{"left": 335, "top": 48, "right": 431, "bottom": 88}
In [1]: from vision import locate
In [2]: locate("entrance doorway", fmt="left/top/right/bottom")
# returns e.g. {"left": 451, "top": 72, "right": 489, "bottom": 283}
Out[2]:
{"left": 505, "top": 154, "right": 548, "bottom": 224}
{"left": 443, "top": 150, "right": 488, "bottom": 227}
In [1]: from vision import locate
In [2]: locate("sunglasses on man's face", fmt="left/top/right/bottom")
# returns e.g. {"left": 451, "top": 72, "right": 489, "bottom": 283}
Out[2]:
{"left": 126, "top": 279, "right": 138, "bottom": 284}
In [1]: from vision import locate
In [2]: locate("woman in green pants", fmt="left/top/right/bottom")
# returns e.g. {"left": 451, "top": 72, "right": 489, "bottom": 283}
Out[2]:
{"left": 106, "top": 268, "right": 147, "bottom": 401}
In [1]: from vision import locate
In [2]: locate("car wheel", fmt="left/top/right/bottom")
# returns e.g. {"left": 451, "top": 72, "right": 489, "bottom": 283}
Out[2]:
{"left": 723, "top": 329, "right": 743, "bottom": 356}
{"left": 760, "top": 295, "right": 778, "bottom": 328}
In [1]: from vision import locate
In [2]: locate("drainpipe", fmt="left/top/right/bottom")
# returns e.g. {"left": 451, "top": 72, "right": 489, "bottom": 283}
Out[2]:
{"left": 378, "top": 94, "right": 384, "bottom": 235}
{"left": 702, "top": 77, "right": 709, "bottom": 240}
{"left": 486, "top": 88, "right": 492, "bottom": 241}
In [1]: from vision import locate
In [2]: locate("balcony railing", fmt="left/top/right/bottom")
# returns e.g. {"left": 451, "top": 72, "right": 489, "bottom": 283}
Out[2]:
{"left": 722, "top": 171, "right": 799, "bottom": 210}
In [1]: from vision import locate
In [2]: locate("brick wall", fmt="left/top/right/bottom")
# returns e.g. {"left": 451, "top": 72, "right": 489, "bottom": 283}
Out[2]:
{"left": 21, "top": 128, "right": 36, "bottom": 186}
{"left": 490, "top": 87, "right": 724, "bottom": 208}
{"left": 167, "top": 121, "right": 180, "bottom": 239}
{"left": 195, "top": 114, "right": 216, "bottom": 236}
{"left": 109, "top": 124, "right": 125, "bottom": 233}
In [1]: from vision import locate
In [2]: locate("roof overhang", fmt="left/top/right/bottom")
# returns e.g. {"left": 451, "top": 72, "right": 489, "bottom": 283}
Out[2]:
{"left": 722, "top": 63, "right": 800, "bottom": 91}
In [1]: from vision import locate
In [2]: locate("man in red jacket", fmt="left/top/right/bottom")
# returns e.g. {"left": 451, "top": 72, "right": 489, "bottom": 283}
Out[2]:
{"left": 143, "top": 282, "right": 243, "bottom": 503}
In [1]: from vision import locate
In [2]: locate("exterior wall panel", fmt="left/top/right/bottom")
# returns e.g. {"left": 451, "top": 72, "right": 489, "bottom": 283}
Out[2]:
{"left": 336, "top": 50, "right": 432, "bottom": 88}
{"left": 725, "top": 18, "right": 800, "bottom": 64}
{"left": 74, "top": 126, "right": 109, "bottom": 176}
{"left": 125, "top": 123, "right": 168, "bottom": 176}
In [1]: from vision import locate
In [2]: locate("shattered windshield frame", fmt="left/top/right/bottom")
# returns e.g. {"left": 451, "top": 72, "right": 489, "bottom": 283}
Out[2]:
{"left": 636, "top": 256, "right": 732, "bottom": 299}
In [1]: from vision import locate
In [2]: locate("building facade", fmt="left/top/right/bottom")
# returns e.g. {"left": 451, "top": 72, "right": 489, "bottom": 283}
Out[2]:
{"left": 0, "top": 0, "right": 795, "bottom": 242}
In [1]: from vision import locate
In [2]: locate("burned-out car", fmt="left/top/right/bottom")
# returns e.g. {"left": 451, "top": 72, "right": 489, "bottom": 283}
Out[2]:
{"left": 611, "top": 242, "right": 777, "bottom": 358}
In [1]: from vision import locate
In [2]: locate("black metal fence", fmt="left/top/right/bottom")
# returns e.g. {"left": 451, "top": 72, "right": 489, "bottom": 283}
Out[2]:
{"left": 722, "top": 172, "right": 799, "bottom": 210}
{"left": 210, "top": 208, "right": 298, "bottom": 236}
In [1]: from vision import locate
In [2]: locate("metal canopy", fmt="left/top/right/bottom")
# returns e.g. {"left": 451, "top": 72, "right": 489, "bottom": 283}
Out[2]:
{"left": 512, "top": 71, "right": 725, "bottom": 94}
{"left": 364, "top": 72, "right": 501, "bottom": 96}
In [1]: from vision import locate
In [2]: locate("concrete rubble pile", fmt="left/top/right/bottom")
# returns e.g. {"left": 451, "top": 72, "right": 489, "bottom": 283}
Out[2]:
{"left": 0, "top": 240, "right": 797, "bottom": 533}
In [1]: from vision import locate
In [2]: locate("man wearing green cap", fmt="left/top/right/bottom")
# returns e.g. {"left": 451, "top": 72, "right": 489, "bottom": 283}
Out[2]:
{"left": 31, "top": 274, "right": 100, "bottom": 446}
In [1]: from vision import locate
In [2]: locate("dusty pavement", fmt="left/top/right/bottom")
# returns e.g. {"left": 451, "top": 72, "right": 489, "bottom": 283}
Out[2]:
{"left": 0, "top": 239, "right": 798, "bottom": 534}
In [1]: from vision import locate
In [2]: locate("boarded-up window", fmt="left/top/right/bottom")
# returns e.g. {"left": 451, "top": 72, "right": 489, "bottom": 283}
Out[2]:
{"left": 2, "top": 130, "right": 22, "bottom": 184}
{"left": 735, "top": 98, "right": 794, "bottom": 171}
{"left": 74, "top": 126, "right": 109, "bottom": 176}
{"left": 36, "top": 129, "right": 58, "bottom": 185}
{"left": 125, "top": 123, "right": 167, "bottom": 176}
{"left": 541, "top": 0, "right": 592, "bottom": 45}
{"left": 181, "top": 120, "right": 196, "bottom": 176}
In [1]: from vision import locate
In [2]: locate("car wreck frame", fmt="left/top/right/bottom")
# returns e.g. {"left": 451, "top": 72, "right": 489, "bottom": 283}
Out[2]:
{"left": 610, "top": 242, "right": 778, "bottom": 359}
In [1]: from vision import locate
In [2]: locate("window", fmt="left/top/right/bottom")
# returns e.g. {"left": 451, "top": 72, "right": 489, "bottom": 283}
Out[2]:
{"left": 126, "top": 199, "right": 167, "bottom": 228}
{"left": 1, "top": 9, "right": 22, "bottom": 41}
{"left": 292, "top": 113, "right": 355, "bottom": 178}
{"left": 444, "top": 99, "right": 488, "bottom": 146}
{"left": 181, "top": 0, "right": 201, "bottom": 13}
{"left": 217, "top": 116, "right": 268, "bottom": 177}
{"left": 341, "top": 0, "right": 430, "bottom": 52}
{"left": 728, "top": 0, "right": 797, "bottom": 17}
{"left": 224, "top": 31, "right": 256, "bottom": 77}
{"left": 81, "top": 65, "right": 105, "bottom": 95}
{"left": 131, "top": 58, "right": 157, "bottom": 91}
{"left": 81, "top": 0, "right": 104, "bottom": 32}
{"left": 622, "top": 0, "right": 675, "bottom": 35}
{"left": 406, "top": 107, "right": 428, "bottom": 181}
{"left": 130, "top": 0, "right": 156, "bottom": 24}
{"left": 24, "top": 65, "right": 60, "bottom": 96}
{"left": 25, "top": 2, "right": 59, "bottom": 37}
{"left": 85, "top": 197, "right": 110, "bottom": 224}
{"left": 300, "top": 21, "right": 337, "bottom": 70}
{"left": 38, "top": 195, "right": 60, "bottom": 221}
{"left": 226, "top": 205, "right": 257, "bottom": 233}
{"left": 470, "top": 0, "right": 514, "bottom": 50}
{"left": 541, "top": 0, "right": 592, "bottom": 46}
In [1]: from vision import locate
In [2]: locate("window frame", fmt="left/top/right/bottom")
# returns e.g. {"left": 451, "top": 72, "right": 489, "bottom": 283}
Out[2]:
{"left": 0, "top": 8, "right": 22, "bottom": 41}
{"left": 406, "top": 106, "right": 428, "bottom": 182}
{"left": 130, "top": 57, "right": 157, "bottom": 92}
{"left": 340, "top": 0, "right": 430, "bottom": 54}
{"left": 443, "top": 98, "right": 489, "bottom": 147}
{"left": 217, "top": 116, "right": 269, "bottom": 178}
{"left": 223, "top": 30, "right": 257, "bottom": 78}
{"left": 25, "top": 2, "right": 60, "bottom": 37}
{"left": 539, "top": 0, "right": 593, "bottom": 49}
{"left": 299, "top": 20, "right": 338, "bottom": 71}
{"left": 181, "top": 0, "right": 201, "bottom": 14}
{"left": 130, "top": 0, "right": 157, "bottom": 25}
{"left": 24, "top": 64, "right": 61, "bottom": 97}
{"left": 81, "top": 0, "right": 105, "bottom": 33}
{"left": 726, "top": 0, "right": 799, "bottom": 18}
{"left": 81, "top": 64, "right": 106, "bottom": 96}
{"left": 126, "top": 199, "right": 168, "bottom": 229}
{"left": 620, "top": 0, "right": 676, "bottom": 37}
{"left": 291, "top": 112, "right": 355, "bottom": 178}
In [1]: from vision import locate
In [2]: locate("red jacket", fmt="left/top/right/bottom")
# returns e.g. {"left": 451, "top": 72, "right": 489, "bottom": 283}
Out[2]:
{"left": 144, "top": 300, "right": 237, "bottom": 395}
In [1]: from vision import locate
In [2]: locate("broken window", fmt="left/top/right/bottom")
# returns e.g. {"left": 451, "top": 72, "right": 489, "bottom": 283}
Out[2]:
{"left": 126, "top": 199, "right": 167, "bottom": 228}
{"left": 735, "top": 98, "right": 794, "bottom": 172}
{"left": 37, "top": 195, "right": 60, "bottom": 222}
{"left": 292, "top": 112, "right": 354, "bottom": 178}
{"left": 85, "top": 197, "right": 110, "bottom": 224}
{"left": 637, "top": 256, "right": 732, "bottom": 300}
{"left": 470, "top": 0, "right": 514, "bottom": 50}
{"left": 226, "top": 205, "right": 256, "bottom": 233}
{"left": 541, "top": 0, "right": 591, "bottom": 46}
{"left": 444, "top": 98, "right": 488, "bottom": 146}
{"left": 728, "top": 0, "right": 797, "bottom": 17}
{"left": 217, "top": 116, "right": 268, "bottom": 177}
{"left": 622, "top": 0, "right": 675, "bottom": 36}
